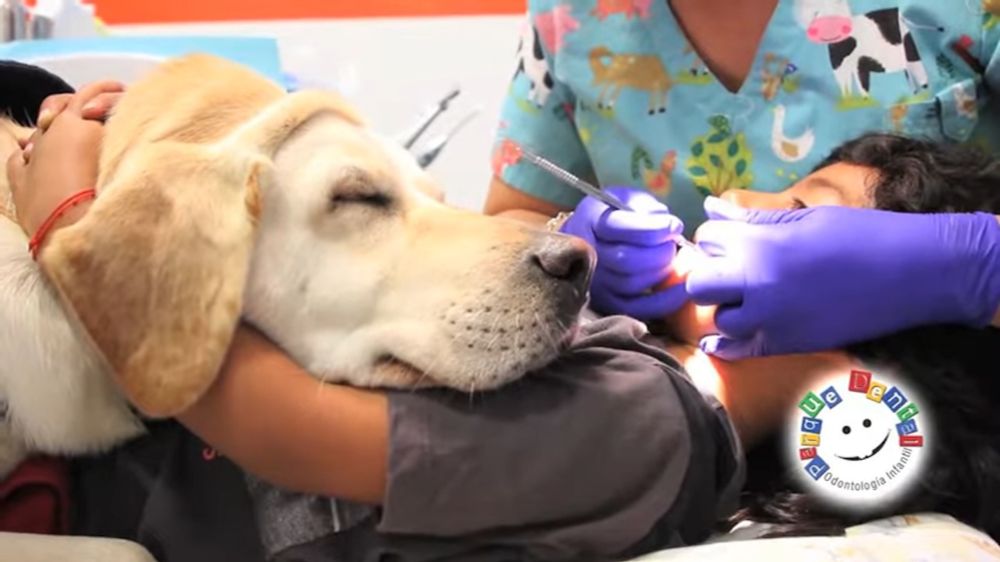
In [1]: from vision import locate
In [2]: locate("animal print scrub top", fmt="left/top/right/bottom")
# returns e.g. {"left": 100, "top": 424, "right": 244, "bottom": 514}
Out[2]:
{"left": 493, "top": 0, "right": 1000, "bottom": 232}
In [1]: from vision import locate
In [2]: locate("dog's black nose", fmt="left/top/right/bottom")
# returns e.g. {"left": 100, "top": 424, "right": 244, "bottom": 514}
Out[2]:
{"left": 532, "top": 235, "right": 595, "bottom": 292}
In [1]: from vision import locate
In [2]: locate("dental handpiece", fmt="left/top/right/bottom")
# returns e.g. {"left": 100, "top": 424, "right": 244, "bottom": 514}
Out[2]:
{"left": 518, "top": 147, "right": 701, "bottom": 254}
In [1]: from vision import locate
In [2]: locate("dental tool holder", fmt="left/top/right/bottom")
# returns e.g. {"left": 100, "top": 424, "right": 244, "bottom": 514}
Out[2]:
{"left": 403, "top": 87, "right": 481, "bottom": 169}
{"left": 1, "top": 0, "right": 471, "bottom": 171}
{"left": 1, "top": 0, "right": 99, "bottom": 42}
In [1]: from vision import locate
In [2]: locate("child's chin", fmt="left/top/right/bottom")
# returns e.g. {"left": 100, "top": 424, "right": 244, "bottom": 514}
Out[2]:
{"left": 656, "top": 247, "right": 718, "bottom": 345}
{"left": 663, "top": 300, "right": 717, "bottom": 347}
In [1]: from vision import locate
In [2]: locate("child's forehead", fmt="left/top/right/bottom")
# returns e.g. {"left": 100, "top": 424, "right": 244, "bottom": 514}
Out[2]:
{"left": 790, "top": 163, "right": 877, "bottom": 208}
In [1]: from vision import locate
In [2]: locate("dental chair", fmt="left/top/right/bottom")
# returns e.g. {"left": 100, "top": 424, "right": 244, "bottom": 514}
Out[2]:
{"left": 5, "top": 513, "right": 996, "bottom": 562}
{"left": 630, "top": 513, "right": 1000, "bottom": 561}
{"left": 0, "top": 533, "right": 156, "bottom": 562}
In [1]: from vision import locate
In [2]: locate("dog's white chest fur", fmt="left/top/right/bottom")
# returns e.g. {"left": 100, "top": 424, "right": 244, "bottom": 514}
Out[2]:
{"left": 0, "top": 219, "right": 143, "bottom": 475}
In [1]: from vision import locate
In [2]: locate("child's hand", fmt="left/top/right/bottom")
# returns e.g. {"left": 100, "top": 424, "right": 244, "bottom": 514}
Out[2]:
{"left": 8, "top": 111, "right": 102, "bottom": 238}
{"left": 36, "top": 81, "right": 124, "bottom": 130}
{"left": 7, "top": 81, "right": 123, "bottom": 239}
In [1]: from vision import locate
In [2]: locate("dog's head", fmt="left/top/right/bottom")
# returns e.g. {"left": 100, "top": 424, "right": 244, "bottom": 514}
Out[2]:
{"left": 38, "top": 58, "right": 593, "bottom": 416}
{"left": 245, "top": 110, "right": 593, "bottom": 391}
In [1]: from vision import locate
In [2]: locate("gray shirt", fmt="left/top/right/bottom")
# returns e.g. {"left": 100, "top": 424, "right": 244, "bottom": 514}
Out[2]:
{"left": 258, "top": 315, "right": 744, "bottom": 562}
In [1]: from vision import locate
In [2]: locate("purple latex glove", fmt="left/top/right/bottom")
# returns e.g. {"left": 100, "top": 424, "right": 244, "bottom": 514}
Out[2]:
{"left": 687, "top": 197, "right": 1000, "bottom": 360}
{"left": 560, "top": 187, "right": 687, "bottom": 319}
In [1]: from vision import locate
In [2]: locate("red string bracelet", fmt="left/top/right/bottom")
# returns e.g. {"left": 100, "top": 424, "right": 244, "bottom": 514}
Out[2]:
{"left": 28, "top": 188, "right": 96, "bottom": 260}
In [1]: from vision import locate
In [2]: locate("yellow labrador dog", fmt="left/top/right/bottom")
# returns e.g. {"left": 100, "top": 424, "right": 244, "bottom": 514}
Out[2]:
{"left": 0, "top": 55, "right": 592, "bottom": 476}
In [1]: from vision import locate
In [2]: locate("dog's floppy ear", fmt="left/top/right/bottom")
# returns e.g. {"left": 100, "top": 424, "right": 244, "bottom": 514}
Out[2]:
{"left": 40, "top": 143, "right": 265, "bottom": 417}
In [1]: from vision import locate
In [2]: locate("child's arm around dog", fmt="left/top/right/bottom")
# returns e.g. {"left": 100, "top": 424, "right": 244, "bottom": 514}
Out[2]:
{"left": 180, "top": 325, "right": 390, "bottom": 503}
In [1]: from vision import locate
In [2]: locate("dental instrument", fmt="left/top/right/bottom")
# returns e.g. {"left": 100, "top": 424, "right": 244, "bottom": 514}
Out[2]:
{"left": 30, "top": 0, "right": 98, "bottom": 39}
{"left": 30, "top": 14, "right": 54, "bottom": 39}
{"left": 519, "top": 147, "right": 703, "bottom": 254}
{"left": 399, "top": 86, "right": 461, "bottom": 149}
{"left": 9, "top": 0, "right": 25, "bottom": 40}
{"left": 1, "top": 1, "right": 13, "bottom": 42}
{"left": 518, "top": 148, "right": 632, "bottom": 211}
{"left": 415, "top": 106, "right": 481, "bottom": 168}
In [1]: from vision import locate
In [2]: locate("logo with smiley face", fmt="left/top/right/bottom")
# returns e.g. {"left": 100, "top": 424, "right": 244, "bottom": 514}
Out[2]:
{"left": 788, "top": 369, "right": 930, "bottom": 508}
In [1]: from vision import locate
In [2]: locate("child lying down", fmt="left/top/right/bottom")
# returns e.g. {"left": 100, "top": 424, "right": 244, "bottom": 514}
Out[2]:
{"left": 5, "top": 65, "right": 1000, "bottom": 562}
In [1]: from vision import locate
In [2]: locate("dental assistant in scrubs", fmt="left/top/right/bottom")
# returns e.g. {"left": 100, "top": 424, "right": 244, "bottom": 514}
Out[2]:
{"left": 488, "top": 0, "right": 1000, "bottom": 359}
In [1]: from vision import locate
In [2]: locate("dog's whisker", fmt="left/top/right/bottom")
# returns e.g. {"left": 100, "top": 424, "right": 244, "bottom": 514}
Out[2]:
{"left": 482, "top": 310, "right": 506, "bottom": 352}
{"left": 406, "top": 366, "right": 431, "bottom": 393}
{"left": 410, "top": 369, "right": 433, "bottom": 392}
{"left": 404, "top": 352, "right": 438, "bottom": 393}
{"left": 484, "top": 331, "right": 505, "bottom": 354}
{"left": 534, "top": 312, "right": 558, "bottom": 351}
{"left": 553, "top": 317, "right": 570, "bottom": 347}
{"left": 464, "top": 303, "right": 489, "bottom": 327}
{"left": 464, "top": 311, "right": 485, "bottom": 331}
{"left": 555, "top": 315, "right": 568, "bottom": 332}
{"left": 513, "top": 312, "right": 522, "bottom": 357}
{"left": 313, "top": 370, "right": 334, "bottom": 399}
{"left": 410, "top": 343, "right": 451, "bottom": 392}
{"left": 422, "top": 353, "right": 445, "bottom": 381}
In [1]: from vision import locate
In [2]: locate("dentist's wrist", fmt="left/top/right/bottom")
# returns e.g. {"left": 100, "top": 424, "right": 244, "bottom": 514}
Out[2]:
{"left": 994, "top": 216, "right": 1000, "bottom": 327}
{"left": 976, "top": 213, "right": 1000, "bottom": 328}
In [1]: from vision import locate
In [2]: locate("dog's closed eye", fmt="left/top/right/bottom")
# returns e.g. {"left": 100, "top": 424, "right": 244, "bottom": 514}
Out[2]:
{"left": 328, "top": 166, "right": 393, "bottom": 211}
{"left": 329, "top": 189, "right": 392, "bottom": 209}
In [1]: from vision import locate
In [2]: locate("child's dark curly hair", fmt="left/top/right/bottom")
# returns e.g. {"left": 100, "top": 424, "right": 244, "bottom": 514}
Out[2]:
{"left": 729, "top": 133, "right": 1000, "bottom": 540}
{"left": 820, "top": 133, "right": 1000, "bottom": 215}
